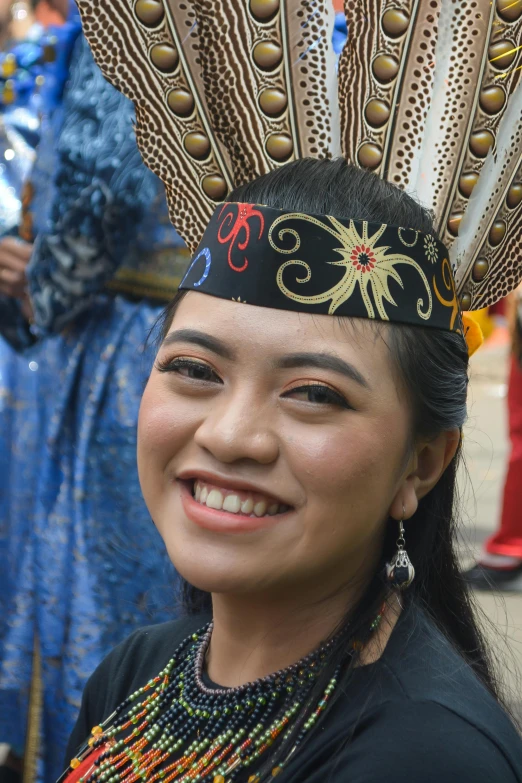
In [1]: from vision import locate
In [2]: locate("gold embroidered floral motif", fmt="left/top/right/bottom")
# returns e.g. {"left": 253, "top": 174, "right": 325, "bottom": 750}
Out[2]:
{"left": 433, "top": 258, "right": 460, "bottom": 331}
{"left": 424, "top": 235, "right": 438, "bottom": 264}
{"left": 269, "top": 214, "right": 432, "bottom": 321}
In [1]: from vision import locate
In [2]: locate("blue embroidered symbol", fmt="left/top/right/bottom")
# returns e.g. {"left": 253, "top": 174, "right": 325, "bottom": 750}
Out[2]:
{"left": 181, "top": 247, "right": 212, "bottom": 288}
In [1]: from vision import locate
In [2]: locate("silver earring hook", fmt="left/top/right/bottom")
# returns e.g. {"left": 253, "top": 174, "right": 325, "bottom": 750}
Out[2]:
{"left": 397, "top": 505, "right": 406, "bottom": 548}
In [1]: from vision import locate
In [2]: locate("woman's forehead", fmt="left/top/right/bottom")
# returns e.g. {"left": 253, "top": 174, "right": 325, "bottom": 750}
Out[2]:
{"left": 167, "top": 291, "right": 394, "bottom": 377}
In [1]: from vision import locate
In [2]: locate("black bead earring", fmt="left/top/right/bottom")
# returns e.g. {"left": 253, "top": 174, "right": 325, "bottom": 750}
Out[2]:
{"left": 386, "top": 510, "right": 415, "bottom": 590}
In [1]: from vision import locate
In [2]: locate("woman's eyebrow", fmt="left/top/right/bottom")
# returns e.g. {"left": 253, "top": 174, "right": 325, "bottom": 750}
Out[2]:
{"left": 276, "top": 353, "right": 370, "bottom": 389}
{"left": 162, "top": 329, "right": 235, "bottom": 360}
{"left": 161, "top": 334, "right": 369, "bottom": 388}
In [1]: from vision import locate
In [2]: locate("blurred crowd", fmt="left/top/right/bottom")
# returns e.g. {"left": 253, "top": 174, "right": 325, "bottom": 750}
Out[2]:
{"left": 0, "top": 2, "right": 187, "bottom": 781}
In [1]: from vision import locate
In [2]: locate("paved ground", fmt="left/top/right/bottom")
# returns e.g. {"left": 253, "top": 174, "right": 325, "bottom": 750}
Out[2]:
{"left": 461, "top": 330, "right": 522, "bottom": 716}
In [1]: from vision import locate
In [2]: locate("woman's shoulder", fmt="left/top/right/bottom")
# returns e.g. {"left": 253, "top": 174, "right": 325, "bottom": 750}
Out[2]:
{"left": 381, "top": 603, "right": 513, "bottom": 717}
{"left": 65, "top": 614, "right": 210, "bottom": 761}
{"left": 365, "top": 602, "right": 522, "bottom": 777}
{"left": 305, "top": 603, "right": 522, "bottom": 782}
{"left": 304, "top": 699, "right": 522, "bottom": 783}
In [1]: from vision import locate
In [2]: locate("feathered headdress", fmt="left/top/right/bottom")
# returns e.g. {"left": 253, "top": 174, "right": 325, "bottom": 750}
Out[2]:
{"left": 75, "top": 0, "right": 522, "bottom": 338}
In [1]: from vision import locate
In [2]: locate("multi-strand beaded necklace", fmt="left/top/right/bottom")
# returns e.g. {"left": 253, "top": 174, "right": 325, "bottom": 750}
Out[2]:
{"left": 62, "top": 606, "right": 386, "bottom": 783}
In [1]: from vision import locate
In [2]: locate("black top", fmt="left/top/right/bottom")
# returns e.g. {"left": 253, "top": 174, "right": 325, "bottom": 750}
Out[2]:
{"left": 66, "top": 602, "right": 522, "bottom": 782}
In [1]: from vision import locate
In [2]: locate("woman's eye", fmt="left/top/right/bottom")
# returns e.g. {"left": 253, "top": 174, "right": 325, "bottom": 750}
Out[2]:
{"left": 283, "top": 384, "right": 350, "bottom": 409}
{"left": 156, "top": 357, "right": 222, "bottom": 384}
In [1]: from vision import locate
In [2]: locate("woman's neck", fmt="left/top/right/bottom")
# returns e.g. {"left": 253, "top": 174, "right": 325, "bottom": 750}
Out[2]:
{"left": 205, "top": 586, "right": 401, "bottom": 688}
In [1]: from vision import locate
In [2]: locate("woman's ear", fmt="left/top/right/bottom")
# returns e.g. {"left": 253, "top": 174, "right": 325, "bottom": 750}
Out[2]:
{"left": 389, "top": 428, "right": 460, "bottom": 520}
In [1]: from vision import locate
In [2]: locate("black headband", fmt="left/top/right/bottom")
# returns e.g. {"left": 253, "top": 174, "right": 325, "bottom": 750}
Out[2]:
{"left": 179, "top": 202, "right": 461, "bottom": 334}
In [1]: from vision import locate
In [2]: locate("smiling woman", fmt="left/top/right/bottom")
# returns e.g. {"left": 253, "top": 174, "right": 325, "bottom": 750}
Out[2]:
{"left": 62, "top": 159, "right": 522, "bottom": 783}
{"left": 63, "top": 0, "right": 522, "bottom": 778}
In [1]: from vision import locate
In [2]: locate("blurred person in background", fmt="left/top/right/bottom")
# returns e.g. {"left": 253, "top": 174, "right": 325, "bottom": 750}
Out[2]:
{"left": 0, "top": 0, "right": 63, "bottom": 47}
{"left": 0, "top": 10, "right": 73, "bottom": 783}
{"left": 0, "top": 1, "right": 33, "bottom": 48}
{"left": 0, "top": 2, "right": 187, "bottom": 781}
{"left": 466, "top": 291, "right": 522, "bottom": 591}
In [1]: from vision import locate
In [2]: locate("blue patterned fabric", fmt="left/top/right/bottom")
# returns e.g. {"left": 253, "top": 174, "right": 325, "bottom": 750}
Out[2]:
{"left": 0, "top": 4, "right": 82, "bottom": 239}
{"left": 0, "top": 3, "right": 82, "bottom": 350}
{"left": 27, "top": 34, "right": 181, "bottom": 332}
{"left": 0, "top": 24, "right": 182, "bottom": 783}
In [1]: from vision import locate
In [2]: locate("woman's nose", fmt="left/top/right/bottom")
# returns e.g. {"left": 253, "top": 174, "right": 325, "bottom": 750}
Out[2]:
{"left": 193, "top": 391, "right": 279, "bottom": 465}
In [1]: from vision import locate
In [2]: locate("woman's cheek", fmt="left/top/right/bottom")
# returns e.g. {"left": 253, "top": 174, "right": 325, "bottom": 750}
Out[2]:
{"left": 138, "top": 381, "right": 194, "bottom": 460}
{"left": 287, "top": 422, "right": 387, "bottom": 494}
{"left": 138, "top": 384, "right": 184, "bottom": 512}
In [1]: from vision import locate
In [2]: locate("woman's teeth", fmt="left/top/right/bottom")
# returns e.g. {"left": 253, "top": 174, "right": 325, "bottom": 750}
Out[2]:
{"left": 193, "top": 480, "right": 287, "bottom": 517}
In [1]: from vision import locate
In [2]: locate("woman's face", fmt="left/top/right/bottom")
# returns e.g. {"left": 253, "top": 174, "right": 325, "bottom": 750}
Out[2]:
{"left": 138, "top": 292, "right": 416, "bottom": 600}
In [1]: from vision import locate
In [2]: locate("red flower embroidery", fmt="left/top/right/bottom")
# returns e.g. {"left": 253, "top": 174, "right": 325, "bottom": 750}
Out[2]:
{"left": 350, "top": 244, "right": 376, "bottom": 273}
{"left": 217, "top": 203, "right": 265, "bottom": 272}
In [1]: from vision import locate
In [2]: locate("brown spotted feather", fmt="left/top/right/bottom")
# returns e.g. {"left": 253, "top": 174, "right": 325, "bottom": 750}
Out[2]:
{"left": 338, "top": 1, "right": 440, "bottom": 192}
{"left": 77, "top": 0, "right": 339, "bottom": 250}
{"left": 338, "top": 0, "right": 522, "bottom": 310}
{"left": 78, "top": 0, "right": 236, "bottom": 253}
{"left": 418, "top": 0, "right": 522, "bottom": 307}
{"left": 453, "top": 81, "right": 522, "bottom": 309}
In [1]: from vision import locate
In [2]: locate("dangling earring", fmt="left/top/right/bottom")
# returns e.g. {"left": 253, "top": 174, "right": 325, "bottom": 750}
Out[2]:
{"left": 386, "top": 509, "right": 415, "bottom": 590}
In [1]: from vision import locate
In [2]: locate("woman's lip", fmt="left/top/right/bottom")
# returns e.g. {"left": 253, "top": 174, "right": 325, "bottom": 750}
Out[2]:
{"left": 179, "top": 480, "right": 292, "bottom": 535}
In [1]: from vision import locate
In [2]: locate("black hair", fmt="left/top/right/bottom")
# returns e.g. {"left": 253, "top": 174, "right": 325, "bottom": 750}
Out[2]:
{"left": 157, "top": 158, "right": 509, "bottom": 773}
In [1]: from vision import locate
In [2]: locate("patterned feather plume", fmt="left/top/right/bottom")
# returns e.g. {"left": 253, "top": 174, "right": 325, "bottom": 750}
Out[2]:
{"left": 338, "top": 0, "right": 441, "bottom": 193}
{"left": 339, "top": 0, "right": 522, "bottom": 310}
{"left": 76, "top": 0, "right": 340, "bottom": 253}
{"left": 77, "top": 0, "right": 522, "bottom": 310}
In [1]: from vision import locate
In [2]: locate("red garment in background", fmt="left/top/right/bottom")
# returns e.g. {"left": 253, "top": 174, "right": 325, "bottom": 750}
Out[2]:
{"left": 35, "top": 1, "right": 65, "bottom": 26}
{"left": 486, "top": 356, "right": 522, "bottom": 558}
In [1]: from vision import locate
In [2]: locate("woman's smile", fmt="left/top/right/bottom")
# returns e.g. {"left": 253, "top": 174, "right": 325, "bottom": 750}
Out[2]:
{"left": 193, "top": 478, "right": 286, "bottom": 516}
{"left": 178, "top": 477, "right": 293, "bottom": 534}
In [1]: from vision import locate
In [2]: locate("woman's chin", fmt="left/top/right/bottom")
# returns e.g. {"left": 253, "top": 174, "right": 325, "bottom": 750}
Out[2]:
{"left": 155, "top": 501, "right": 294, "bottom": 595}
{"left": 169, "top": 557, "right": 263, "bottom": 596}
{"left": 163, "top": 536, "right": 264, "bottom": 596}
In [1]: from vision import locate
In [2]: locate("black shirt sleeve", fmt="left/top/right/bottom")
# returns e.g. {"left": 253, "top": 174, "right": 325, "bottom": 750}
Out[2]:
{"left": 298, "top": 700, "right": 521, "bottom": 783}
{"left": 65, "top": 629, "right": 143, "bottom": 763}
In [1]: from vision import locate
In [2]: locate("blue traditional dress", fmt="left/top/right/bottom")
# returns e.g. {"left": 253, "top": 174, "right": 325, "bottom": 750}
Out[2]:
{"left": 0, "top": 7, "right": 187, "bottom": 781}
{"left": 0, "top": 14, "right": 78, "bottom": 712}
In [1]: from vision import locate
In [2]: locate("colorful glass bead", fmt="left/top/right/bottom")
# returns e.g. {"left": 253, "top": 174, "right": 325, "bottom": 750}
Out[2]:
{"left": 3, "top": 80, "right": 15, "bottom": 104}
{"left": 61, "top": 612, "right": 385, "bottom": 783}
{"left": 2, "top": 54, "right": 16, "bottom": 78}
